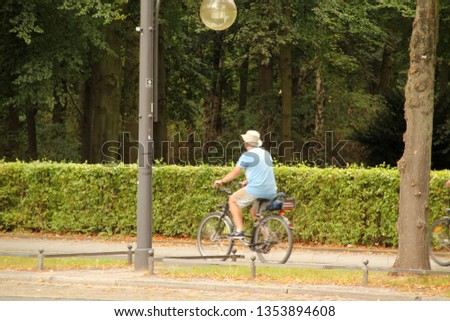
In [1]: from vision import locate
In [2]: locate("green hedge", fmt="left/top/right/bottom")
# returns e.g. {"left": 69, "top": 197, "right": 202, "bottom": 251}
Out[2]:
{"left": 1, "top": 162, "right": 449, "bottom": 246}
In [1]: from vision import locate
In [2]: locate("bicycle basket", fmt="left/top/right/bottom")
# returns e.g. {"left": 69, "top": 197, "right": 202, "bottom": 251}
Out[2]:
{"left": 282, "top": 198, "right": 295, "bottom": 210}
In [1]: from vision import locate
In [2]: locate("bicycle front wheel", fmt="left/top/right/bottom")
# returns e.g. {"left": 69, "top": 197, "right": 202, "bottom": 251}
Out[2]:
{"left": 197, "top": 211, "right": 234, "bottom": 259}
{"left": 428, "top": 217, "right": 450, "bottom": 266}
{"left": 254, "top": 214, "right": 293, "bottom": 264}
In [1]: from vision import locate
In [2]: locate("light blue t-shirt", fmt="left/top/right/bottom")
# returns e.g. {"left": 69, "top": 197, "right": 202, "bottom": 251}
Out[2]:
{"left": 237, "top": 147, "right": 277, "bottom": 199}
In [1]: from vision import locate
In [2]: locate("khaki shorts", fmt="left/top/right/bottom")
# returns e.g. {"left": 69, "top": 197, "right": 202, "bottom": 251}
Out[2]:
{"left": 230, "top": 188, "right": 270, "bottom": 213}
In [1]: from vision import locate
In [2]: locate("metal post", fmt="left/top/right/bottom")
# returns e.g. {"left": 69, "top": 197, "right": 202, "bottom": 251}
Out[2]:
{"left": 38, "top": 249, "right": 44, "bottom": 271}
{"left": 135, "top": 0, "right": 155, "bottom": 270}
{"left": 127, "top": 244, "right": 133, "bottom": 265}
{"left": 231, "top": 248, "right": 237, "bottom": 262}
{"left": 362, "top": 259, "right": 369, "bottom": 286}
{"left": 250, "top": 256, "right": 256, "bottom": 279}
{"left": 148, "top": 249, "right": 155, "bottom": 275}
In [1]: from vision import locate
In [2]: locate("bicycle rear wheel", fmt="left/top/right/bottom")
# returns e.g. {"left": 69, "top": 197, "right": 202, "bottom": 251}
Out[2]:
{"left": 428, "top": 217, "right": 450, "bottom": 266}
{"left": 254, "top": 214, "right": 293, "bottom": 264}
{"left": 197, "top": 211, "right": 234, "bottom": 259}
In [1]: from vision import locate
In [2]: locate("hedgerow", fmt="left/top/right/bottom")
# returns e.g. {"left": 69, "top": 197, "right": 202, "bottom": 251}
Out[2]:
{"left": 1, "top": 161, "right": 449, "bottom": 246}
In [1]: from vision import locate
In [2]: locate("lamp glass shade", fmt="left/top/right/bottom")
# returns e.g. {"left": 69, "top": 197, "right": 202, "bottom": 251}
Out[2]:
{"left": 200, "top": 0, "right": 237, "bottom": 31}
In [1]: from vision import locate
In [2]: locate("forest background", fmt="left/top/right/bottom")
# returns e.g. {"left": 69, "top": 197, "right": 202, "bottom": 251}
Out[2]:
{"left": 0, "top": 0, "right": 449, "bottom": 169}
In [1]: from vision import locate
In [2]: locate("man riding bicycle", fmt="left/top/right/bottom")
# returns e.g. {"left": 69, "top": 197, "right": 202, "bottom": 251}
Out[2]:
{"left": 214, "top": 130, "right": 277, "bottom": 239}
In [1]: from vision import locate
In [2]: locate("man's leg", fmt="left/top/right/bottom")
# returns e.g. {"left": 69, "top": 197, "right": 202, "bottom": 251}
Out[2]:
{"left": 250, "top": 200, "right": 270, "bottom": 221}
{"left": 249, "top": 206, "right": 257, "bottom": 221}
{"left": 229, "top": 188, "right": 256, "bottom": 233}
{"left": 229, "top": 196, "right": 244, "bottom": 231}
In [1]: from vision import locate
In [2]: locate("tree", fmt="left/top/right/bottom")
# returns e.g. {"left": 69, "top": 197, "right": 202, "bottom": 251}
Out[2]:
{"left": 82, "top": 26, "right": 123, "bottom": 164}
{"left": 395, "top": 0, "right": 440, "bottom": 270}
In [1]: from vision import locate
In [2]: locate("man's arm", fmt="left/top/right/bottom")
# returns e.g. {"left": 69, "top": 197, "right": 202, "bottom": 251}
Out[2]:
{"left": 445, "top": 180, "right": 450, "bottom": 188}
{"left": 214, "top": 166, "right": 242, "bottom": 188}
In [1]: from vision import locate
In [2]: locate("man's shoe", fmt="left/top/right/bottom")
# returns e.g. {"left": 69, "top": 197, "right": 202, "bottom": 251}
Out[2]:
{"left": 227, "top": 231, "right": 245, "bottom": 239}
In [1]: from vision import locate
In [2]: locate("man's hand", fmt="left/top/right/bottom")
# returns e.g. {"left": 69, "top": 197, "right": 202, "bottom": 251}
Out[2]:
{"left": 445, "top": 180, "right": 450, "bottom": 188}
{"left": 213, "top": 180, "right": 223, "bottom": 188}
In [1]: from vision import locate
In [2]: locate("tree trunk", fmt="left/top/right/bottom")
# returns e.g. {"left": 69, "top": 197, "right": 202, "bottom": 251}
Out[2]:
{"left": 280, "top": 42, "right": 292, "bottom": 160}
{"left": 79, "top": 80, "right": 91, "bottom": 163}
{"left": 84, "top": 29, "right": 122, "bottom": 164}
{"left": 153, "top": 23, "right": 168, "bottom": 163}
{"left": 395, "top": 0, "right": 439, "bottom": 271}
{"left": 314, "top": 65, "right": 325, "bottom": 139}
{"left": 378, "top": 38, "right": 396, "bottom": 93}
{"left": 6, "top": 104, "right": 20, "bottom": 160}
{"left": 52, "top": 88, "right": 66, "bottom": 125}
{"left": 239, "top": 57, "right": 249, "bottom": 112}
{"left": 204, "top": 34, "right": 224, "bottom": 142}
{"left": 25, "top": 104, "right": 38, "bottom": 160}
{"left": 120, "top": 26, "right": 139, "bottom": 164}
{"left": 258, "top": 57, "right": 273, "bottom": 136}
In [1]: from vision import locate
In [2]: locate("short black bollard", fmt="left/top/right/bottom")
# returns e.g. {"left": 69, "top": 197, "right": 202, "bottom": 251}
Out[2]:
{"left": 231, "top": 249, "right": 237, "bottom": 262}
{"left": 148, "top": 249, "right": 155, "bottom": 275}
{"left": 250, "top": 256, "right": 256, "bottom": 279}
{"left": 38, "top": 249, "right": 44, "bottom": 271}
{"left": 127, "top": 244, "right": 133, "bottom": 265}
{"left": 362, "top": 259, "right": 369, "bottom": 286}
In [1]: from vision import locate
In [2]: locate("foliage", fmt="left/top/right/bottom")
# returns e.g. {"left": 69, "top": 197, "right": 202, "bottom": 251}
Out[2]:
{"left": 432, "top": 93, "right": 450, "bottom": 169}
{"left": 0, "top": 0, "right": 448, "bottom": 169}
{"left": 351, "top": 88, "right": 405, "bottom": 166}
{"left": 353, "top": 89, "right": 450, "bottom": 169}
{"left": 1, "top": 162, "right": 449, "bottom": 246}
{"left": 0, "top": 0, "right": 125, "bottom": 162}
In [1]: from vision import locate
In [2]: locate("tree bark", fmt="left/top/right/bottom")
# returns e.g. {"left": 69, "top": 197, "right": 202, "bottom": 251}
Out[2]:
{"left": 6, "top": 104, "right": 20, "bottom": 160}
{"left": 154, "top": 24, "right": 168, "bottom": 163}
{"left": 314, "top": 65, "right": 325, "bottom": 139}
{"left": 84, "top": 29, "right": 122, "bottom": 164}
{"left": 395, "top": 0, "right": 439, "bottom": 271}
{"left": 25, "top": 104, "right": 38, "bottom": 160}
{"left": 378, "top": 38, "right": 396, "bottom": 93}
{"left": 203, "top": 34, "right": 224, "bottom": 142}
{"left": 257, "top": 57, "right": 273, "bottom": 137}
{"left": 239, "top": 57, "right": 249, "bottom": 112}
{"left": 280, "top": 42, "right": 293, "bottom": 160}
{"left": 120, "top": 26, "right": 139, "bottom": 164}
{"left": 79, "top": 80, "right": 91, "bottom": 163}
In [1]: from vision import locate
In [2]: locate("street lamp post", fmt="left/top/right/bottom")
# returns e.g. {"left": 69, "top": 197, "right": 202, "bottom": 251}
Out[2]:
{"left": 135, "top": 0, "right": 237, "bottom": 270}
{"left": 135, "top": 0, "right": 155, "bottom": 270}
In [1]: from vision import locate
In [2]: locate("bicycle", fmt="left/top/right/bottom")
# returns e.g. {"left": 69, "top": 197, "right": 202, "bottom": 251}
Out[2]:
{"left": 196, "top": 185, "right": 295, "bottom": 264}
{"left": 427, "top": 209, "right": 450, "bottom": 267}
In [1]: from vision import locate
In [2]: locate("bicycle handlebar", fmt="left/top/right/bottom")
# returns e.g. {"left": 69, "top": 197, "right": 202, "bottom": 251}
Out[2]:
{"left": 215, "top": 183, "right": 243, "bottom": 195}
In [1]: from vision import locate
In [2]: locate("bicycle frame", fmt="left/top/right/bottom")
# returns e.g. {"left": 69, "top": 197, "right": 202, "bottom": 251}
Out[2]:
{"left": 217, "top": 192, "right": 292, "bottom": 250}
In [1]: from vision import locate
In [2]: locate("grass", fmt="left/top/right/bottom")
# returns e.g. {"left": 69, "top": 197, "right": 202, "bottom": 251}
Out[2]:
{"left": 158, "top": 264, "right": 450, "bottom": 297}
{"left": 1, "top": 256, "right": 449, "bottom": 297}
{"left": 0, "top": 256, "right": 129, "bottom": 271}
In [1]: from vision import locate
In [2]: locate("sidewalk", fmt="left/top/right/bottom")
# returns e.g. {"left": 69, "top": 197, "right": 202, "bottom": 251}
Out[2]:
{"left": 0, "top": 235, "right": 449, "bottom": 301}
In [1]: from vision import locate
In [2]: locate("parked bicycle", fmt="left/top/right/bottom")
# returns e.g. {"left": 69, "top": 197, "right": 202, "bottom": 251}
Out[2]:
{"left": 427, "top": 181, "right": 450, "bottom": 266}
{"left": 196, "top": 185, "right": 295, "bottom": 264}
